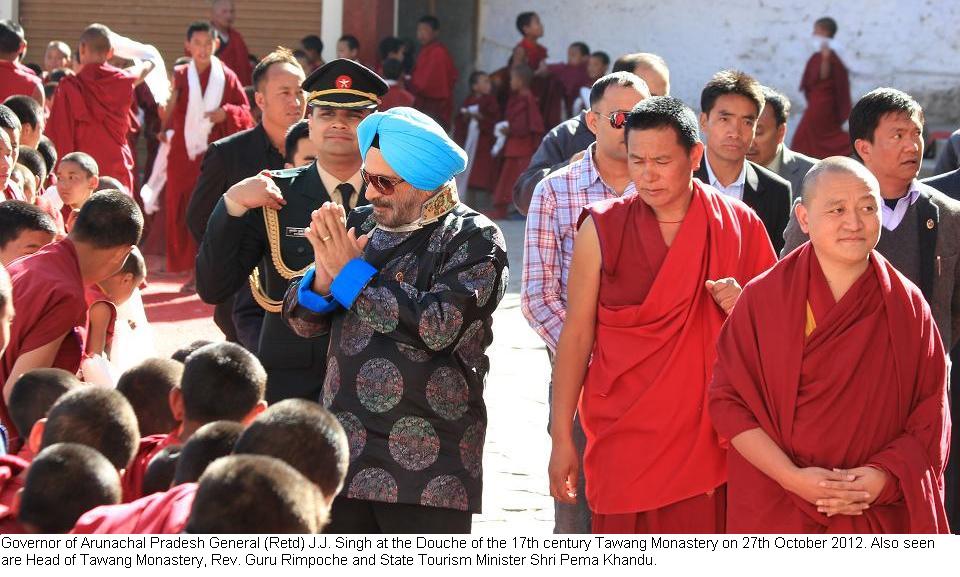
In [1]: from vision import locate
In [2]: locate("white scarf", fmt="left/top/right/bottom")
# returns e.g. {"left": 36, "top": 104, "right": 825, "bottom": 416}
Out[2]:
{"left": 455, "top": 104, "right": 480, "bottom": 192}
{"left": 185, "top": 56, "right": 226, "bottom": 160}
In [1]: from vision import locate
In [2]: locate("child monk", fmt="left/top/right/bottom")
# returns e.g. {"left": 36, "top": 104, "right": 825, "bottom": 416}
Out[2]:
{"left": 54, "top": 152, "right": 99, "bottom": 232}
{"left": 491, "top": 65, "right": 543, "bottom": 218}
{"left": 454, "top": 71, "right": 501, "bottom": 197}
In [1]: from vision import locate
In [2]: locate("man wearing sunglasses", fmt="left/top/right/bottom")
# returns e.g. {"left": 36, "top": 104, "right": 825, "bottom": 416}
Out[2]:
{"left": 521, "top": 71, "right": 650, "bottom": 533}
{"left": 282, "top": 107, "right": 509, "bottom": 533}
{"left": 196, "top": 59, "right": 387, "bottom": 406}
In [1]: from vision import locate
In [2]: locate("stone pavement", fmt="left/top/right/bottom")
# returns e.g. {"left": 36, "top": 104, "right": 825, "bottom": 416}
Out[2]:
{"left": 473, "top": 218, "right": 555, "bottom": 534}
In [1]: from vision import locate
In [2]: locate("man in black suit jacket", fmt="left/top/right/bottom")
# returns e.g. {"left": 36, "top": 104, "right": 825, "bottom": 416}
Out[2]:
{"left": 187, "top": 50, "right": 306, "bottom": 348}
{"left": 196, "top": 59, "right": 387, "bottom": 404}
{"left": 697, "top": 70, "right": 792, "bottom": 253}
{"left": 923, "top": 168, "right": 960, "bottom": 201}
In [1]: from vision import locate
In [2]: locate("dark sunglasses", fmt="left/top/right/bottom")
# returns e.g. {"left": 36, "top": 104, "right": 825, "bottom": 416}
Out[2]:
{"left": 593, "top": 109, "right": 629, "bottom": 129}
{"left": 360, "top": 167, "right": 405, "bottom": 195}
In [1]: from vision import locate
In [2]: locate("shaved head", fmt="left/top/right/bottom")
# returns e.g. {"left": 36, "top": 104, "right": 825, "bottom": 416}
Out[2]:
{"left": 80, "top": 24, "right": 113, "bottom": 60}
{"left": 801, "top": 156, "right": 880, "bottom": 206}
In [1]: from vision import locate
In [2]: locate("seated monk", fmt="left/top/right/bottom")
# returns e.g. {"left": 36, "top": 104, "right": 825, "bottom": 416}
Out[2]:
{"left": 121, "top": 341, "right": 266, "bottom": 501}
{"left": 710, "top": 156, "right": 951, "bottom": 533}
{"left": 116, "top": 358, "right": 182, "bottom": 437}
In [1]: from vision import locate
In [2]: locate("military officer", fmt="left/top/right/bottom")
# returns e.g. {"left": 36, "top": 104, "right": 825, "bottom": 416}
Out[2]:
{"left": 196, "top": 59, "right": 388, "bottom": 403}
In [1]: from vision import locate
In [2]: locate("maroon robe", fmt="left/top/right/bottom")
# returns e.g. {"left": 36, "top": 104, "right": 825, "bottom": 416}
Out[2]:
{"left": 165, "top": 61, "right": 252, "bottom": 273}
{"left": 0, "top": 60, "right": 42, "bottom": 103}
{"left": 453, "top": 93, "right": 502, "bottom": 191}
{"left": 491, "top": 90, "right": 543, "bottom": 214}
{"left": 0, "top": 240, "right": 87, "bottom": 447}
{"left": 547, "top": 62, "right": 591, "bottom": 114}
{"left": 121, "top": 429, "right": 181, "bottom": 502}
{"left": 216, "top": 27, "right": 254, "bottom": 86}
{"left": 380, "top": 84, "right": 416, "bottom": 111}
{"left": 45, "top": 63, "right": 137, "bottom": 193}
{"left": 581, "top": 184, "right": 776, "bottom": 532}
{"left": 72, "top": 482, "right": 197, "bottom": 534}
{"left": 711, "top": 244, "right": 951, "bottom": 533}
{"left": 0, "top": 454, "right": 30, "bottom": 534}
{"left": 410, "top": 40, "right": 458, "bottom": 130}
{"left": 791, "top": 52, "right": 853, "bottom": 158}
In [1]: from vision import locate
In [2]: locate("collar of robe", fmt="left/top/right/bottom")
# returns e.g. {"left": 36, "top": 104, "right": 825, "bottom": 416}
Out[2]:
{"left": 374, "top": 182, "right": 460, "bottom": 233}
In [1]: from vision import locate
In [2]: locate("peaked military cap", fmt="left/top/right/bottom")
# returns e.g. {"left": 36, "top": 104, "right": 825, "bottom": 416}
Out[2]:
{"left": 302, "top": 58, "right": 389, "bottom": 109}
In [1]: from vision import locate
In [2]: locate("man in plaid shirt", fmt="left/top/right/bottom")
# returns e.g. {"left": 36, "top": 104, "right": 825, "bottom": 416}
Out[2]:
{"left": 521, "top": 72, "right": 649, "bottom": 532}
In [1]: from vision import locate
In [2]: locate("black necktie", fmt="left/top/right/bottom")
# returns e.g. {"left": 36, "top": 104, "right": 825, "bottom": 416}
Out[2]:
{"left": 336, "top": 183, "right": 356, "bottom": 208}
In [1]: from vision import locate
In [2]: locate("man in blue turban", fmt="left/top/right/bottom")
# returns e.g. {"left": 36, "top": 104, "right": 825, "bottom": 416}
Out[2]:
{"left": 282, "top": 107, "right": 509, "bottom": 533}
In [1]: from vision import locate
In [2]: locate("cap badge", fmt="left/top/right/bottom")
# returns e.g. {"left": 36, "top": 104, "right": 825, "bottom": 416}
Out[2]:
{"left": 336, "top": 75, "right": 353, "bottom": 89}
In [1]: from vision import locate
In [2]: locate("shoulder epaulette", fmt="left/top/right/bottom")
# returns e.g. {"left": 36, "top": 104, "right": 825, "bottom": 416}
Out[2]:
{"left": 267, "top": 167, "right": 306, "bottom": 180}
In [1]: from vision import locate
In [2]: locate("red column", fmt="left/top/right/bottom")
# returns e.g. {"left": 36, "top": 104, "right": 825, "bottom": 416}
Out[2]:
{"left": 341, "top": 0, "right": 395, "bottom": 70}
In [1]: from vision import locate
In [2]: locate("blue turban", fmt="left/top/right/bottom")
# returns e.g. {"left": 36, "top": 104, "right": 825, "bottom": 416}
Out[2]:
{"left": 357, "top": 107, "right": 467, "bottom": 191}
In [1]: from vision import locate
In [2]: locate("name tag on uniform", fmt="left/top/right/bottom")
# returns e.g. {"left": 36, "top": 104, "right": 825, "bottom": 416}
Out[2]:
{"left": 285, "top": 227, "right": 307, "bottom": 238}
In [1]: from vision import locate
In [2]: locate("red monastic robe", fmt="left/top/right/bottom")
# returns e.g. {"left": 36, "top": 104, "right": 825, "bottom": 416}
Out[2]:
{"left": 216, "top": 27, "right": 254, "bottom": 87}
{"left": 0, "top": 240, "right": 87, "bottom": 448}
{"left": 547, "top": 62, "right": 591, "bottom": 113}
{"left": 0, "top": 60, "right": 42, "bottom": 103}
{"left": 380, "top": 84, "right": 416, "bottom": 111}
{"left": 491, "top": 91, "right": 543, "bottom": 214}
{"left": 453, "top": 93, "right": 502, "bottom": 191}
{"left": 518, "top": 39, "right": 548, "bottom": 69}
{"left": 791, "top": 52, "right": 853, "bottom": 159}
{"left": 121, "top": 429, "right": 181, "bottom": 502}
{"left": 71, "top": 482, "right": 197, "bottom": 534}
{"left": 165, "top": 62, "right": 252, "bottom": 273}
{"left": 580, "top": 182, "right": 776, "bottom": 531}
{"left": 0, "top": 454, "right": 30, "bottom": 534}
{"left": 45, "top": 63, "right": 137, "bottom": 193}
{"left": 710, "top": 244, "right": 951, "bottom": 534}
{"left": 410, "top": 40, "right": 458, "bottom": 130}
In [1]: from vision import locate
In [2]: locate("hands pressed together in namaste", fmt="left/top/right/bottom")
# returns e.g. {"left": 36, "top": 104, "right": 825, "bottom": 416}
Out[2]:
{"left": 304, "top": 202, "right": 369, "bottom": 295}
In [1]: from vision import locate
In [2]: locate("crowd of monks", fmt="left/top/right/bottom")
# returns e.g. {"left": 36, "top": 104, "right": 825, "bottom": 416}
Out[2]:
{"left": 0, "top": 1, "right": 958, "bottom": 537}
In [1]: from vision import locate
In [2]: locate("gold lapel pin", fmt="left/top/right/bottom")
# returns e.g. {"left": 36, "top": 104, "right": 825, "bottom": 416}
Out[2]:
{"left": 927, "top": 219, "right": 935, "bottom": 230}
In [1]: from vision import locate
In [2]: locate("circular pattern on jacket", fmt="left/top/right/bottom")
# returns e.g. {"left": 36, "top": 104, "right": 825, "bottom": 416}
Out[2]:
{"left": 426, "top": 366, "right": 469, "bottom": 420}
{"left": 334, "top": 411, "right": 366, "bottom": 462}
{"left": 420, "top": 475, "right": 468, "bottom": 511}
{"left": 356, "top": 358, "right": 404, "bottom": 413}
{"left": 339, "top": 311, "right": 374, "bottom": 356}
{"left": 454, "top": 320, "right": 486, "bottom": 370}
{"left": 388, "top": 416, "right": 440, "bottom": 471}
{"left": 419, "top": 302, "right": 463, "bottom": 351}
{"left": 458, "top": 261, "right": 497, "bottom": 306}
{"left": 396, "top": 342, "right": 432, "bottom": 362}
{"left": 459, "top": 421, "right": 485, "bottom": 478}
{"left": 482, "top": 225, "right": 507, "bottom": 252}
{"left": 355, "top": 286, "right": 400, "bottom": 333}
{"left": 348, "top": 468, "right": 399, "bottom": 502}
{"left": 322, "top": 356, "right": 340, "bottom": 407}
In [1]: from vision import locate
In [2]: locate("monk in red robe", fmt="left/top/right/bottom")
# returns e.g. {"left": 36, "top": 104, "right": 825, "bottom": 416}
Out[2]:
{"left": 549, "top": 97, "right": 776, "bottom": 533}
{"left": 0, "top": 21, "right": 43, "bottom": 105}
{"left": 45, "top": 25, "right": 153, "bottom": 195}
{"left": 409, "top": 16, "right": 458, "bottom": 130}
{"left": 162, "top": 21, "right": 252, "bottom": 275}
{"left": 211, "top": 0, "right": 254, "bottom": 86}
{"left": 547, "top": 42, "right": 592, "bottom": 115}
{"left": 710, "top": 157, "right": 951, "bottom": 533}
{"left": 513, "top": 12, "right": 564, "bottom": 128}
{"left": 0, "top": 191, "right": 142, "bottom": 448}
{"left": 380, "top": 59, "right": 415, "bottom": 111}
{"left": 454, "top": 71, "right": 501, "bottom": 193}
{"left": 791, "top": 18, "right": 852, "bottom": 158}
{"left": 121, "top": 342, "right": 265, "bottom": 501}
{"left": 491, "top": 65, "right": 543, "bottom": 218}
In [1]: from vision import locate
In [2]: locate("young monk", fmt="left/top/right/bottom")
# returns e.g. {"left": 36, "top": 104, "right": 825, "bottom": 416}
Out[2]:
{"left": 380, "top": 59, "right": 415, "bottom": 111}
{"left": 17, "top": 443, "right": 121, "bottom": 533}
{"left": 0, "top": 20, "right": 43, "bottom": 105}
{"left": 71, "top": 420, "right": 242, "bottom": 534}
{"left": 6, "top": 368, "right": 81, "bottom": 460}
{"left": 409, "top": 15, "right": 458, "bottom": 130}
{"left": 3, "top": 95, "right": 44, "bottom": 148}
{"left": 0, "top": 110, "right": 21, "bottom": 201}
{"left": 0, "top": 200, "right": 57, "bottom": 266}
{"left": 116, "top": 358, "right": 182, "bottom": 437}
{"left": 84, "top": 247, "right": 146, "bottom": 373}
{"left": 710, "top": 156, "right": 951, "bottom": 533}
{"left": 45, "top": 24, "right": 153, "bottom": 194}
{"left": 162, "top": 20, "right": 252, "bottom": 275}
{"left": 548, "top": 96, "right": 777, "bottom": 533}
{"left": 55, "top": 151, "right": 99, "bottom": 232}
{"left": 454, "top": 71, "right": 501, "bottom": 196}
{"left": 121, "top": 341, "right": 266, "bottom": 501}
{"left": 1, "top": 386, "right": 139, "bottom": 532}
{"left": 43, "top": 41, "right": 71, "bottom": 79}
{"left": 0, "top": 191, "right": 142, "bottom": 447}
{"left": 491, "top": 65, "right": 543, "bottom": 218}
{"left": 186, "top": 455, "right": 325, "bottom": 534}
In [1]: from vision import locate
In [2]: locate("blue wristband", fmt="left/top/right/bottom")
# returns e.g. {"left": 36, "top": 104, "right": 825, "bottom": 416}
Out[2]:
{"left": 331, "top": 258, "right": 378, "bottom": 308}
{"left": 297, "top": 267, "right": 340, "bottom": 314}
